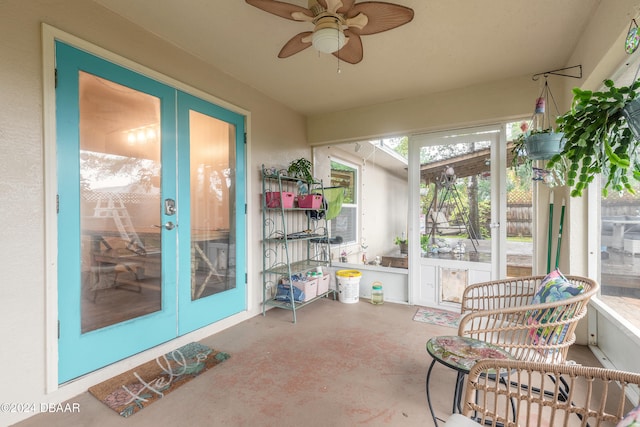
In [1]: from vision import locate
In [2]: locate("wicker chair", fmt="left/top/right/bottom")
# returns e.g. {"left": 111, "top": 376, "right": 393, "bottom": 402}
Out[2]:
{"left": 457, "top": 275, "right": 599, "bottom": 364}
{"left": 447, "top": 359, "right": 640, "bottom": 427}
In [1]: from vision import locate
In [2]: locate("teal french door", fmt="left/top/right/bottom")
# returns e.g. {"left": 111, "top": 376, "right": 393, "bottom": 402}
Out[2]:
{"left": 176, "top": 91, "right": 246, "bottom": 334}
{"left": 56, "top": 41, "right": 246, "bottom": 383}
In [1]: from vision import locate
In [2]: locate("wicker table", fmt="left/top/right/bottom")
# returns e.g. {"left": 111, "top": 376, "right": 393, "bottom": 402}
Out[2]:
{"left": 425, "top": 335, "right": 515, "bottom": 426}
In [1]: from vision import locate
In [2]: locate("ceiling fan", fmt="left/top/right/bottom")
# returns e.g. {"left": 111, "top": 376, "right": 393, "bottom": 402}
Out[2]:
{"left": 245, "top": 0, "right": 414, "bottom": 64}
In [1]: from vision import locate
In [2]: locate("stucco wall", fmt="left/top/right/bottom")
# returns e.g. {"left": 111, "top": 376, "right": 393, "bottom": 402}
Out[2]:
{"left": 0, "top": 1, "right": 308, "bottom": 424}
{"left": 307, "top": 75, "right": 543, "bottom": 144}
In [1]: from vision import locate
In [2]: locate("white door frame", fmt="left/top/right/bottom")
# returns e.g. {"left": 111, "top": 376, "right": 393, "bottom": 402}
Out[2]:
{"left": 407, "top": 125, "right": 507, "bottom": 307}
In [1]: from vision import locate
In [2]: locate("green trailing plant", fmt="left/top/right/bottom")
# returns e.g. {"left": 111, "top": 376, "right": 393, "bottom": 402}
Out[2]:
{"left": 287, "top": 158, "right": 313, "bottom": 183}
{"left": 551, "top": 79, "right": 640, "bottom": 197}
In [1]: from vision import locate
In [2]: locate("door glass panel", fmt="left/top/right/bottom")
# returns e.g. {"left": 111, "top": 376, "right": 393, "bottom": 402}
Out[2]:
{"left": 419, "top": 140, "right": 491, "bottom": 263}
{"left": 189, "top": 110, "right": 236, "bottom": 300}
{"left": 79, "top": 71, "right": 162, "bottom": 332}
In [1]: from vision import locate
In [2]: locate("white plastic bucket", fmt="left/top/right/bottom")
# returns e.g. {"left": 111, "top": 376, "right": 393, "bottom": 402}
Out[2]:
{"left": 336, "top": 270, "right": 361, "bottom": 304}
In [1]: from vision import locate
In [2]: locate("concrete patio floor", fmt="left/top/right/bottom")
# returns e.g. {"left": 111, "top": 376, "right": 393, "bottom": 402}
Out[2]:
{"left": 13, "top": 299, "right": 602, "bottom": 427}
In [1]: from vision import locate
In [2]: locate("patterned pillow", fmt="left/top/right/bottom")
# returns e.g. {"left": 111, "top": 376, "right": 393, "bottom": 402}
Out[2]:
{"left": 617, "top": 404, "right": 640, "bottom": 426}
{"left": 532, "top": 269, "right": 584, "bottom": 304}
{"left": 526, "top": 269, "right": 584, "bottom": 346}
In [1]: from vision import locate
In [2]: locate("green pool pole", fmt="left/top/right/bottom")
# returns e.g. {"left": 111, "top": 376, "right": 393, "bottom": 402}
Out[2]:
{"left": 555, "top": 198, "right": 565, "bottom": 270}
{"left": 547, "top": 192, "right": 554, "bottom": 273}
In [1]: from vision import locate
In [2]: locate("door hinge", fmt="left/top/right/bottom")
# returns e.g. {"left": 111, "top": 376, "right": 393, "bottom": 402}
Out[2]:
{"left": 245, "top": 203, "right": 247, "bottom": 214}
{"left": 244, "top": 133, "right": 247, "bottom": 144}
{"left": 56, "top": 194, "right": 59, "bottom": 214}
{"left": 55, "top": 68, "right": 58, "bottom": 89}
{"left": 245, "top": 273, "right": 248, "bottom": 284}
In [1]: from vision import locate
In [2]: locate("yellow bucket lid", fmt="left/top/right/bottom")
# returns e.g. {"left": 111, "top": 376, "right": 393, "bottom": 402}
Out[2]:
{"left": 336, "top": 269, "right": 362, "bottom": 277}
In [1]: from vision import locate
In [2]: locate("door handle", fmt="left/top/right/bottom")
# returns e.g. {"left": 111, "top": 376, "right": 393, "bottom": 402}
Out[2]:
{"left": 154, "top": 222, "right": 176, "bottom": 230}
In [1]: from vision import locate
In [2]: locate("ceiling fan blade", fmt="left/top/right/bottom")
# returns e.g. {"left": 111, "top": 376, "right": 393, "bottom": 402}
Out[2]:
{"left": 333, "top": 30, "right": 363, "bottom": 64}
{"left": 278, "top": 32, "right": 313, "bottom": 58}
{"left": 246, "top": 0, "right": 313, "bottom": 21}
{"left": 317, "top": 0, "right": 355, "bottom": 14}
{"left": 346, "top": 2, "right": 414, "bottom": 35}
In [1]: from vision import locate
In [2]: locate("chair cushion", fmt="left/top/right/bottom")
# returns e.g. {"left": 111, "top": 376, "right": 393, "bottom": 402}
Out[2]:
{"left": 617, "top": 404, "right": 640, "bottom": 426}
{"left": 526, "top": 269, "right": 585, "bottom": 346}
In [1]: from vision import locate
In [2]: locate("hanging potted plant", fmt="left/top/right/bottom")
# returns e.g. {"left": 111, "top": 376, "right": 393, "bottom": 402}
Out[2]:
{"left": 512, "top": 123, "right": 565, "bottom": 167}
{"left": 550, "top": 78, "right": 640, "bottom": 197}
{"left": 512, "top": 77, "right": 566, "bottom": 164}
{"left": 524, "top": 129, "right": 565, "bottom": 160}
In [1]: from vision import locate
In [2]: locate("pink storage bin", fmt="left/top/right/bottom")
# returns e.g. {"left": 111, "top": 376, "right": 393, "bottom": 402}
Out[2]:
{"left": 265, "top": 191, "right": 294, "bottom": 208}
{"left": 316, "top": 274, "right": 330, "bottom": 295}
{"left": 297, "top": 194, "right": 322, "bottom": 209}
{"left": 293, "top": 278, "right": 318, "bottom": 302}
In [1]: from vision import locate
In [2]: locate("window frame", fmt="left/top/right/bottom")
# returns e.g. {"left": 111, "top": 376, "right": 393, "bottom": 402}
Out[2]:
{"left": 329, "top": 157, "right": 359, "bottom": 248}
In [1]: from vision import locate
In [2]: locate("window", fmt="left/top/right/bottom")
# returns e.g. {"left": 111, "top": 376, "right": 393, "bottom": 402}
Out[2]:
{"left": 597, "top": 54, "right": 640, "bottom": 333}
{"left": 330, "top": 159, "right": 358, "bottom": 245}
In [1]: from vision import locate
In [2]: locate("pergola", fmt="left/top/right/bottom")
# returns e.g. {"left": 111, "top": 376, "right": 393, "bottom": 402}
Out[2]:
{"left": 419, "top": 141, "right": 518, "bottom": 246}
{"left": 419, "top": 141, "right": 517, "bottom": 183}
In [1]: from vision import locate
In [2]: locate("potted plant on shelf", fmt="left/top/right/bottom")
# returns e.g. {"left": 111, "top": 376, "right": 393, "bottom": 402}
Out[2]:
{"left": 395, "top": 236, "right": 408, "bottom": 255}
{"left": 550, "top": 78, "right": 640, "bottom": 197}
{"left": 287, "top": 158, "right": 313, "bottom": 183}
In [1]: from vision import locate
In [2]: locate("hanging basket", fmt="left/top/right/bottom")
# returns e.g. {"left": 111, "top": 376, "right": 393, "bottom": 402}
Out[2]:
{"left": 525, "top": 132, "right": 565, "bottom": 160}
{"left": 622, "top": 97, "right": 640, "bottom": 140}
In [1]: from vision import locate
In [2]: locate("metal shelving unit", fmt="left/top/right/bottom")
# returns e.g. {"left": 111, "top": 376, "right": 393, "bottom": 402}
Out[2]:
{"left": 261, "top": 164, "right": 335, "bottom": 323}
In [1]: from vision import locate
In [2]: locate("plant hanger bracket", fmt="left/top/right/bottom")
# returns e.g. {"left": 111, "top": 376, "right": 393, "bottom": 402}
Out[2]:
{"left": 527, "top": 66, "right": 582, "bottom": 131}
{"left": 531, "top": 65, "right": 582, "bottom": 81}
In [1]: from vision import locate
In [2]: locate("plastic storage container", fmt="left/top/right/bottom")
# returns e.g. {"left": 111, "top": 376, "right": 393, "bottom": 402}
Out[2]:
{"left": 336, "top": 270, "right": 361, "bottom": 304}
{"left": 265, "top": 191, "right": 294, "bottom": 208}
{"left": 371, "top": 281, "right": 383, "bottom": 305}
{"left": 297, "top": 194, "right": 322, "bottom": 209}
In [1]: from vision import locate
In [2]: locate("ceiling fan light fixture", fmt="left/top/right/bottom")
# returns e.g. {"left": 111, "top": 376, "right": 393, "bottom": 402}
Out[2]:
{"left": 312, "top": 18, "right": 345, "bottom": 54}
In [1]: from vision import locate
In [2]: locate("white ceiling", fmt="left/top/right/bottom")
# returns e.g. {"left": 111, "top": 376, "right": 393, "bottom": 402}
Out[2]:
{"left": 93, "top": 0, "right": 600, "bottom": 117}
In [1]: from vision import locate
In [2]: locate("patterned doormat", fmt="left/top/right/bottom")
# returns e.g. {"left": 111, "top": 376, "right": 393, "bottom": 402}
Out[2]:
{"left": 89, "top": 342, "right": 230, "bottom": 417}
{"left": 413, "top": 307, "right": 461, "bottom": 328}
